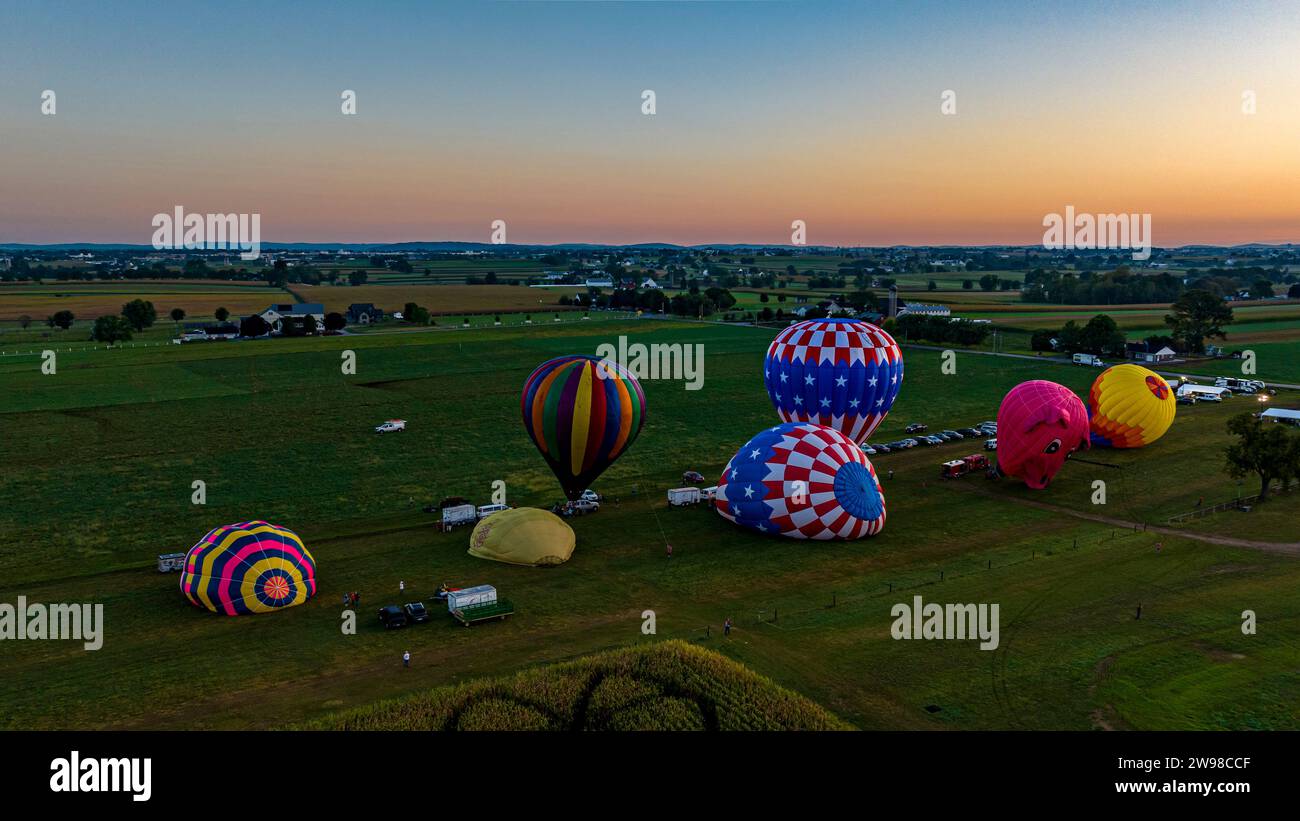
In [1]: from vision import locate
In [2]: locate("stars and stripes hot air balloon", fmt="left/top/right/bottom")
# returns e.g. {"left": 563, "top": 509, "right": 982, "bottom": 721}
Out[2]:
{"left": 995, "top": 380, "right": 1090, "bottom": 490}
{"left": 521, "top": 354, "right": 647, "bottom": 501}
{"left": 764, "top": 318, "right": 903, "bottom": 445}
{"left": 1088, "top": 364, "right": 1176, "bottom": 448}
{"left": 180, "top": 521, "right": 316, "bottom": 615}
{"left": 715, "top": 422, "right": 886, "bottom": 540}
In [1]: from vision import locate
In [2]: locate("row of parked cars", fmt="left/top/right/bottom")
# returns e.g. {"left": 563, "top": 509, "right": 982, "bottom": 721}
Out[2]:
{"left": 864, "top": 421, "right": 998, "bottom": 455}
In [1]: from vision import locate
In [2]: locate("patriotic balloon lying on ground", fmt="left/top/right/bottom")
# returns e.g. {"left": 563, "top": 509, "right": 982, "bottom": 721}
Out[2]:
{"left": 181, "top": 521, "right": 316, "bottom": 615}
{"left": 996, "top": 380, "right": 1090, "bottom": 490}
{"left": 1088, "top": 364, "right": 1176, "bottom": 448}
{"left": 715, "top": 422, "right": 886, "bottom": 539}
{"left": 764, "top": 318, "right": 903, "bottom": 444}
{"left": 522, "top": 354, "right": 647, "bottom": 501}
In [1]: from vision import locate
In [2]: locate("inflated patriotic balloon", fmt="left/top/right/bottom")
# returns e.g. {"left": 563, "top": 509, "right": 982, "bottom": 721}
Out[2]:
{"left": 715, "top": 422, "right": 886, "bottom": 539}
{"left": 764, "top": 318, "right": 903, "bottom": 444}
{"left": 1088, "top": 364, "right": 1176, "bottom": 448}
{"left": 181, "top": 521, "right": 316, "bottom": 615}
{"left": 996, "top": 380, "right": 1090, "bottom": 490}
{"left": 522, "top": 355, "right": 646, "bottom": 501}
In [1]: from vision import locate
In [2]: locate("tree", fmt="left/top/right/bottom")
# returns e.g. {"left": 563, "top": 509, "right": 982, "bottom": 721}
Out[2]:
{"left": 1165, "top": 289, "right": 1232, "bottom": 354}
{"left": 239, "top": 314, "right": 270, "bottom": 337}
{"left": 1289, "top": 282, "right": 1300, "bottom": 299}
{"left": 1030, "top": 329, "right": 1056, "bottom": 352}
{"left": 324, "top": 312, "right": 346, "bottom": 332}
{"left": 215, "top": 307, "right": 229, "bottom": 322}
{"left": 1224, "top": 413, "right": 1300, "bottom": 501}
{"left": 90, "top": 315, "right": 133, "bottom": 344}
{"left": 349, "top": 269, "right": 369, "bottom": 286}
{"left": 1249, "top": 279, "right": 1274, "bottom": 300}
{"left": 18, "top": 315, "right": 32, "bottom": 329}
{"left": 1079, "top": 314, "right": 1125, "bottom": 356}
{"left": 48, "top": 310, "right": 75, "bottom": 330}
{"left": 170, "top": 308, "right": 186, "bottom": 324}
{"left": 927, "top": 279, "right": 937, "bottom": 291}
{"left": 121, "top": 299, "right": 157, "bottom": 332}
{"left": 962, "top": 279, "right": 974, "bottom": 290}
{"left": 979, "top": 274, "right": 1000, "bottom": 291}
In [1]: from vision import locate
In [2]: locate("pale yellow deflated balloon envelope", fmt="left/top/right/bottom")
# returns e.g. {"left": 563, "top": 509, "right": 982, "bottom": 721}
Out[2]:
{"left": 1088, "top": 364, "right": 1176, "bottom": 448}
{"left": 468, "top": 507, "right": 576, "bottom": 567}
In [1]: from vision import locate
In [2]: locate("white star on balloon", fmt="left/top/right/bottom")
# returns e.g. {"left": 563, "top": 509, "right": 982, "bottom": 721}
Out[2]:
{"left": 868, "top": 376, "right": 878, "bottom": 386}
{"left": 749, "top": 448, "right": 760, "bottom": 460}
{"left": 835, "top": 375, "right": 847, "bottom": 386}
{"left": 804, "top": 375, "right": 814, "bottom": 385}
{"left": 743, "top": 485, "right": 755, "bottom": 499}
{"left": 793, "top": 396, "right": 803, "bottom": 405}
{"left": 820, "top": 398, "right": 831, "bottom": 407}
{"left": 849, "top": 398, "right": 860, "bottom": 408}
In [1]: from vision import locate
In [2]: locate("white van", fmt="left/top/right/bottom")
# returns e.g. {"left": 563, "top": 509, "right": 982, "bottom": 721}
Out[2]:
{"left": 476, "top": 503, "right": 511, "bottom": 520}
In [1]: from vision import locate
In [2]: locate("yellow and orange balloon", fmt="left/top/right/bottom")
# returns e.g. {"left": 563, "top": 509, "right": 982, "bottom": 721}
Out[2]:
{"left": 1088, "top": 364, "right": 1176, "bottom": 448}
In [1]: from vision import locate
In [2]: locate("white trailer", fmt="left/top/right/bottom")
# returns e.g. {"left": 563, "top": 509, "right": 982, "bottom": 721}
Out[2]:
{"left": 157, "top": 552, "right": 186, "bottom": 573}
{"left": 1177, "top": 384, "right": 1230, "bottom": 401}
{"left": 1072, "top": 353, "right": 1103, "bottom": 366}
{"left": 441, "top": 503, "right": 478, "bottom": 530}
{"left": 446, "top": 584, "right": 497, "bottom": 612}
{"left": 667, "top": 487, "right": 702, "bottom": 506}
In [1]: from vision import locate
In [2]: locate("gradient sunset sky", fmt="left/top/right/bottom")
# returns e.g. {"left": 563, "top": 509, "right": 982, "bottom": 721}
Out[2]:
{"left": 2, "top": 0, "right": 1299, "bottom": 246}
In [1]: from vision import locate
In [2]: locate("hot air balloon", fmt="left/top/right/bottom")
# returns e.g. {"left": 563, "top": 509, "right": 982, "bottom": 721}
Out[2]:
{"left": 468, "top": 507, "right": 576, "bottom": 567}
{"left": 715, "top": 422, "right": 886, "bottom": 539}
{"left": 764, "top": 318, "right": 903, "bottom": 444}
{"left": 522, "top": 355, "right": 646, "bottom": 501}
{"left": 1088, "top": 364, "right": 1176, "bottom": 448}
{"left": 180, "top": 521, "right": 316, "bottom": 615}
{"left": 995, "top": 380, "right": 1090, "bottom": 489}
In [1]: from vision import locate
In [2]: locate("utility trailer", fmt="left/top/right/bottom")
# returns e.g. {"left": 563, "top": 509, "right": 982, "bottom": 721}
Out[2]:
{"left": 446, "top": 584, "right": 514, "bottom": 626}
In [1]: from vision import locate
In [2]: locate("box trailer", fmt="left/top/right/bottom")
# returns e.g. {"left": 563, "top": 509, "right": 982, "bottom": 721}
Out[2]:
{"left": 441, "top": 503, "right": 478, "bottom": 530}
{"left": 157, "top": 552, "right": 186, "bottom": 573}
{"left": 446, "top": 585, "right": 496, "bottom": 611}
{"left": 1072, "top": 353, "right": 1103, "bottom": 366}
{"left": 667, "top": 487, "right": 702, "bottom": 506}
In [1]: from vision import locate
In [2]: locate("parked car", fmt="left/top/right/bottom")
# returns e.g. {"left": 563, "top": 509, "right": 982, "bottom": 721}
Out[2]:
{"left": 979, "top": 421, "right": 996, "bottom": 430}
{"left": 378, "top": 605, "right": 408, "bottom": 629}
{"left": 873, "top": 444, "right": 891, "bottom": 454}
{"left": 905, "top": 423, "right": 928, "bottom": 433}
{"left": 942, "top": 430, "right": 964, "bottom": 440}
{"left": 917, "top": 436, "right": 937, "bottom": 446}
{"left": 681, "top": 471, "right": 705, "bottom": 484}
{"left": 902, "top": 439, "right": 920, "bottom": 448}
{"left": 860, "top": 444, "right": 877, "bottom": 455}
{"left": 701, "top": 486, "right": 719, "bottom": 501}
{"left": 985, "top": 438, "right": 997, "bottom": 450}
{"left": 374, "top": 419, "right": 406, "bottom": 434}
{"left": 403, "top": 602, "right": 430, "bottom": 624}
{"left": 579, "top": 489, "right": 603, "bottom": 503}
{"left": 957, "top": 427, "right": 983, "bottom": 437}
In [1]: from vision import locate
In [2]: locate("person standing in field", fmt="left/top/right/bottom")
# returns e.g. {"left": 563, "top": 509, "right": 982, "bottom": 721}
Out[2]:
{"left": 666, "top": 544, "right": 673, "bottom": 559}
{"left": 399, "top": 580, "right": 405, "bottom": 595}
{"left": 403, "top": 650, "right": 410, "bottom": 668}
{"left": 342, "top": 593, "right": 349, "bottom": 608}
{"left": 724, "top": 617, "right": 732, "bottom": 637}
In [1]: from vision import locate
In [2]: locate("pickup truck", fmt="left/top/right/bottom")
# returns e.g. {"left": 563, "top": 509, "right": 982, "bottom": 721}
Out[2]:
{"left": 378, "top": 605, "right": 408, "bottom": 629}
{"left": 374, "top": 419, "right": 406, "bottom": 434}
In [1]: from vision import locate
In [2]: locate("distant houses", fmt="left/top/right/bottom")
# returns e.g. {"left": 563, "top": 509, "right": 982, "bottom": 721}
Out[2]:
{"left": 260, "top": 303, "right": 325, "bottom": 332}
{"left": 1125, "top": 341, "right": 1177, "bottom": 363}
{"left": 346, "top": 303, "right": 384, "bottom": 324}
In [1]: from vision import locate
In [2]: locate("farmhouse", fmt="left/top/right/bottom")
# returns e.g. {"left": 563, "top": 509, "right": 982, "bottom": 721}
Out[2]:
{"left": 1125, "top": 342, "right": 1177, "bottom": 364}
{"left": 260, "top": 303, "right": 324, "bottom": 332}
{"left": 346, "top": 303, "right": 384, "bottom": 324}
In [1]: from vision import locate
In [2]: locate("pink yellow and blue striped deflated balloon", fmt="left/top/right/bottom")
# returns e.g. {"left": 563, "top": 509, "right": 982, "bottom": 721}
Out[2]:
{"left": 521, "top": 355, "right": 647, "bottom": 500}
{"left": 181, "top": 521, "right": 317, "bottom": 615}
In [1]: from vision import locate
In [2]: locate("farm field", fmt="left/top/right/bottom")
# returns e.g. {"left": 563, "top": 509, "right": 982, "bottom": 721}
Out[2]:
{"left": 0, "top": 280, "right": 286, "bottom": 322}
{"left": 0, "top": 319, "right": 1297, "bottom": 731}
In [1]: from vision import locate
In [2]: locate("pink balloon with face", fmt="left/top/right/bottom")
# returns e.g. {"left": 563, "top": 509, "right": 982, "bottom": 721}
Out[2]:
{"left": 996, "top": 380, "right": 1090, "bottom": 489}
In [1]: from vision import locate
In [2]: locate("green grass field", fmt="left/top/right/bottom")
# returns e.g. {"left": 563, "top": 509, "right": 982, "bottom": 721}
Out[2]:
{"left": 1, "top": 317, "right": 1297, "bottom": 730}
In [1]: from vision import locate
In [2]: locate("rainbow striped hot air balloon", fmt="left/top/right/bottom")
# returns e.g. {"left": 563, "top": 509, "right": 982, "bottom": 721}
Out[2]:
{"left": 521, "top": 355, "right": 647, "bottom": 501}
{"left": 1088, "top": 364, "right": 1176, "bottom": 448}
{"left": 180, "top": 521, "right": 316, "bottom": 615}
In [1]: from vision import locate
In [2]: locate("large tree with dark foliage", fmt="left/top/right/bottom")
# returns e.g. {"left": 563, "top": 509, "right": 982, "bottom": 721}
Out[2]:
{"left": 1165, "top": 289, "right": 1232, "bottom": 353}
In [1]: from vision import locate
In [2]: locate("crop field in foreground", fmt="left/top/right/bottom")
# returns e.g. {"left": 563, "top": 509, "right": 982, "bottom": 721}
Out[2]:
{"left": 0, "top": 319, "right": 1296, "bottom": 730}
